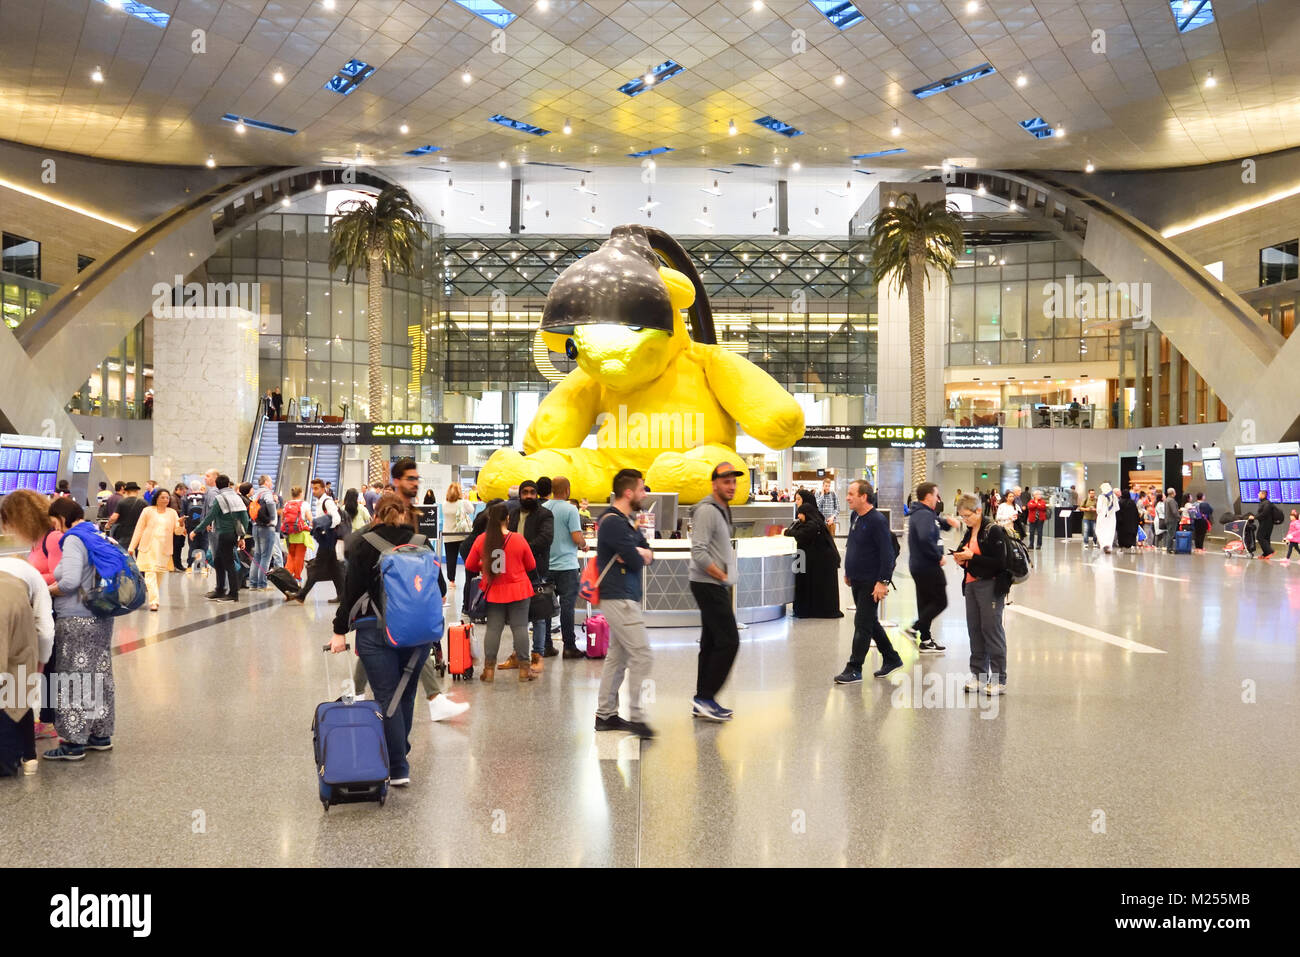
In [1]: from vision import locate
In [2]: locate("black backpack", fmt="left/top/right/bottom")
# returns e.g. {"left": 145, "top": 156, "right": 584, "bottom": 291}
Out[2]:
{"left": 254, "top": 492, "right": 277, "bottom": 526}
{"left": 184, "top": 492, "right": 206, "bottom": 530}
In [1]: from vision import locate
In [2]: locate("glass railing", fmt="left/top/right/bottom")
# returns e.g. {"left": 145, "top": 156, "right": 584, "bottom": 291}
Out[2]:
{"left": 944, "top": 404, "right": 1112, "bottom": 429}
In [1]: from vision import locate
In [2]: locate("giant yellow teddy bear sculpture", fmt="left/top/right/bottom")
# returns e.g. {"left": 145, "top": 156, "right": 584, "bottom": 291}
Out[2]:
{"left": 478, "top": 224, "right": 805, "bottom": 505}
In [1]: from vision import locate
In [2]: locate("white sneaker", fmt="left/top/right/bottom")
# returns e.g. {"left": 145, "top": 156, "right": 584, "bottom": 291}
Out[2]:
{"left": 22, "top": 758, "right": 37, "bottom": 776}
{"left": 964, "top": 675, "right": 983, "bottom": 693}
{"left": 428, "top": 695, "right": 470, "bottom": 722}
{"left": 390, "top": 777, "right": 410, "bottom": 787}
{"left": 985, "top": 682, "right": 1006, "bottom": 696}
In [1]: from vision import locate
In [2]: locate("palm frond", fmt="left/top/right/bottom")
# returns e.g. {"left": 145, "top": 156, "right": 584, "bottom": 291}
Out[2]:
{"left": 863, "top": 193, "right": 965, "bottom": 293}
{"left": 328, "top": 185, "right": 430, "bottom": 282}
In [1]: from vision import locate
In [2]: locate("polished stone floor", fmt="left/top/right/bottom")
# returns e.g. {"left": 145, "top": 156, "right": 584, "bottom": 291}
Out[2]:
{"left": 3, "top": 535, "right": 1298, "bottom": 867}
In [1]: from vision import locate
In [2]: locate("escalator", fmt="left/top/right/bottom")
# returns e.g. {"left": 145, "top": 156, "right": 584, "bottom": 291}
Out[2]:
{"left": 309, "top": 444, "right": 343, "bottom": 495}
{"left": 243, "top": 411, "right": 287, "bottom": 491}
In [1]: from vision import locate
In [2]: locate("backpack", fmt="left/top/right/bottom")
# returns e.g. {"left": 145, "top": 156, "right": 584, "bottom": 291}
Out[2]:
{"left": 253, "top": 491, "right": 277, "bottom": 526}
{"left": 350, "top": 532, "right": 444, "bottom": 648}
{"left": 184, "top": 492, "right": 205, "bottom": 530}
{"left": 449, "top": 500, "right": 474, "bottom": 535}
{"left": 95, "top": 496, "right": 113, "bottom": 521}
{"left": 1003, "top": 528, "right": 1032, "bottom": 585}
{"left": 312, "top": 501, "right": 339, "bottom": 545}
{"left": 280, "top": 499, "right": 310, "bottom": 535}
{"left": 60, "top": 523, "right": 146, "bottom": 618}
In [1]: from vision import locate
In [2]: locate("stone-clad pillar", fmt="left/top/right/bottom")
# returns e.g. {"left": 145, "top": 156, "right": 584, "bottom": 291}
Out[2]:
{"left": 150, "top": 306, "right": 259, "bottom": 485}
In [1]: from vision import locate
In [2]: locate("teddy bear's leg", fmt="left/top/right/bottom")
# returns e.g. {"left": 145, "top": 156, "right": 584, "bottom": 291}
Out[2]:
{"left": 478, "top": 446, "right": 627, "bottom": 503}
{"left": 646, "top": 443, "right": 752, "bottom": 505}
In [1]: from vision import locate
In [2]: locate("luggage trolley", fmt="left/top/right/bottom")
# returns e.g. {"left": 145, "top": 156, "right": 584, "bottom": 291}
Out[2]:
{"left": 1221, "top": 517, "right": 1250, "bottom": 559}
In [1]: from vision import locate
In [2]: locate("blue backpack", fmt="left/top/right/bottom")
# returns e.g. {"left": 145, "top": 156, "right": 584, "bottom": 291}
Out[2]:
{"left": 351, "top": 532, "right": 444, "bottom": 648}
{"left": 61, "top": 523, "right": 146, "bottom": 617}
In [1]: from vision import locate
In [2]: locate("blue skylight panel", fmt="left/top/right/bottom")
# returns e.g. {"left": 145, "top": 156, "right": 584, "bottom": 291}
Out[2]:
{"left": 755, "top": 116, "right": 804, "bottom": 138}
{"left": 617, "top": 60, "right": 685, "bottom": 97}
{"left": 96, "top": 0, "right": 170, "bottom": 28}
{"left": 912, "top": 63, "right": 997, "bottom": 99}
{"left": 1018, "top": 116, "right": 1054, "bottom": 139}
{"left": 851, "top": 148, "right": 906, "bottom": 159}
{"left": 324, "top": 59, "right": 375, "bottom": 95}
{"left": 452, "top": 0, "right": 518, "bottom": 28}
{"left": 489, "top": 114, "right": 550, "bottom": 136}
{"left": 627, "top": 146, "right": 674, "bottom": 158}
{"left": 221, "top": 113, "right": 298, "bottom": 135}
{"left": 1170, "top": 0, "right": 1214, "bottom": 33}
{"left": 808, "top": 0, "right": 865, "bottom": 30}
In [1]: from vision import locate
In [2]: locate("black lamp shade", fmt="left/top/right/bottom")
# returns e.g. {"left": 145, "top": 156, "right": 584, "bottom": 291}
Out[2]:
{"left": 539, "top": 224, "right": 674, "bottom": 334}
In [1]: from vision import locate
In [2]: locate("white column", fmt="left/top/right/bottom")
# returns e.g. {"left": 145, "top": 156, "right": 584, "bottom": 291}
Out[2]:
{"left": 151, "top": 308, "right": 259, "bottom": 484}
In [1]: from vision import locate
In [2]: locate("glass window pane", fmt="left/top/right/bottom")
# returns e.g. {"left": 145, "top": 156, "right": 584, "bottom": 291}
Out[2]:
{"left": 949, "top": 342, "right": 974, "bottom": 365}
{"left": 309, "top": 215, "right": 330, "bottom": 262}
{"left": 1001, "top": 282, "right": 1026, "bottom": 338}
{"left": 257, "top": 220, "right": 283, "bottom": 259}
{"left": 1028, "top": 261, "right": 1054, "bottom": 280}
{"left": 974, "top": 342, "right": 999, "bottom": 366}
{"left": 1026, "top": 339, "right": 1052, "bottom": 363}
{"left": 282, "top": 277, "right": 306, "bottom": 337}
{"left": 1027, "top": 282, "right": 1053, "bottom": 338}
{"left": 975, "top": 285, "right": 1001, "bottom": 341}
{"left": 307, "top": 280, "right": 330, "bottom": 337}
{"left": 282, "top": 215, "right": 307, "bottom": 260}
{"left": 1001, "top": 340, "right": 1025, "bottom": 363}
{"left": 1028, "top": 242, "right": 1054, "bottom": 262}
{"left": 950, "top": 286, "right": 974, "bottom": 342}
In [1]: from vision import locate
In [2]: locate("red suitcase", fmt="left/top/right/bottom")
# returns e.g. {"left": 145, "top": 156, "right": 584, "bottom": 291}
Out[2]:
{"left": 448, "top": 623, "right": 474, "bottom": 680}
{"left": 585, "top": 614, "right": 609, "bottom": 659}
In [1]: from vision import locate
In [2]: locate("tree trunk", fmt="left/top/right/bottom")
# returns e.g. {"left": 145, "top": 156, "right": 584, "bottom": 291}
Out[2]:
{"left": 367, "top": 249, "right": 385, "bottom": 486}
{"left": 906, "top": 244, "right": 928, "bottom": 492}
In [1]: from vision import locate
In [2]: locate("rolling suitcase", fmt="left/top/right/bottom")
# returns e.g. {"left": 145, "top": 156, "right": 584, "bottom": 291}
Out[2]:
{"left": 268, "top": 565, "right": 299, "bottom": 596}
{"left": 447, "top": 622, "right": 474, "bottom": 680}
{"left": 313, "top": 642, "right": 406, "bottom": 811}
{"left": 585, "top": 613, "right": 609, "bottom": 659}
{"left": 1175, "top": 530, "right": 1193, "bottom": 554}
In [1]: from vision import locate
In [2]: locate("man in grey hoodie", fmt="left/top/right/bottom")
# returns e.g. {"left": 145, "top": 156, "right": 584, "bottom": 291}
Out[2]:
{"left": 689, "top": 463, "right": 742, "bottom": 722}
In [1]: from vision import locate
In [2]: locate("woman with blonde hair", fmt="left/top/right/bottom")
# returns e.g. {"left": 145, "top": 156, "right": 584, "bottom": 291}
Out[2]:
{"left": 128, "top": 488, "right": 185, "bottom": 611}
{"left": 442, "top": 482, "right": 475, "bottom": 588}
{"left": 280, "top": 486, "right": 312, "bottom": 582}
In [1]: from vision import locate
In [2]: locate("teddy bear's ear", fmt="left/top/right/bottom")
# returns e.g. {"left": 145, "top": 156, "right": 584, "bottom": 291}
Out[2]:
{"left": 659, "top": 266, "right": 696, "bottom": 313}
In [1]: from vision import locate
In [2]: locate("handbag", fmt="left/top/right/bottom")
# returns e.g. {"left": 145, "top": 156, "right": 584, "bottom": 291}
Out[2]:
{"left": 467, "top": 576, "right": 489, "bottom": 623}
{"left": 532, "top": 577, "right": 559, "bottom": 618}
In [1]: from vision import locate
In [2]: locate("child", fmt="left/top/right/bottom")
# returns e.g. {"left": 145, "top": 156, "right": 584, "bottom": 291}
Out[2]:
{"left": 1243, "top": 514, "right": 1258, "bottom": 557}
{"left": 1285, "top": 509, "right": 1300, "bottom": 561}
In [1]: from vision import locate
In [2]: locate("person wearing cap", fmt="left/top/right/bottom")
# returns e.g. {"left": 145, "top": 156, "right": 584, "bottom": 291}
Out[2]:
{"left": 688, "top": 464, "right": 742, "bottom": 721}
{"left": 106, "top": 482, "right": 146, "bottom": 550}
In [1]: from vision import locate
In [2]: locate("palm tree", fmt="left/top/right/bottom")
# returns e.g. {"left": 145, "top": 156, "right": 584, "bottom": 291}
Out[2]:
{"left": 865, "top": 192, "right": 965, "bottom": 490}
{"left": 329, "top": 185, "right": 429, "bottom": 483}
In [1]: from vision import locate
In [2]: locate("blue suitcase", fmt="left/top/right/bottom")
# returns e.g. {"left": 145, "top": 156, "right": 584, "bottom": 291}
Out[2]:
{"left": 1175, "top": 530, "right": 1193, "bottom": 554}
{"left": 313, "top": 699, "right": 390, "bottom": 810}
{"left": 314, "top": 645, "right": 390, "bottom": 811}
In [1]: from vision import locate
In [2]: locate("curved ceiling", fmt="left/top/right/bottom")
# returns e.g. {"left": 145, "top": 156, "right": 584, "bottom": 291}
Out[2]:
{"left": 1, "top": 0, "right": 1296, "bottom": 171}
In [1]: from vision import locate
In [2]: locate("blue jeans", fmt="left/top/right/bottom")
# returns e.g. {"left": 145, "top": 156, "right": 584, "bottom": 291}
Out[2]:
{"left": 549, "top": 568, "right": 580, "bottom": 649}
{"left": 1083, "top": 519, "right": 1098, "bottom": 545}
{"left": 250, "top": 525, "right": 277, "bottom": 587}
{"left": 355, "top": 621, "right": 430, "bottom": 780}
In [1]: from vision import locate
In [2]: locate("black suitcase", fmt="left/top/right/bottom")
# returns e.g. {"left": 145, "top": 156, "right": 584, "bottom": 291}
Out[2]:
{"left": 268, "top": 565, "right": 299, "bottom": 596}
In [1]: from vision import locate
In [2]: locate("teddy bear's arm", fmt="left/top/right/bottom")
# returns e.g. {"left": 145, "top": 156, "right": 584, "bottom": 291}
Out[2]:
{"left": 702, "top": 345, "right": 805, "bottom": 449}
{"left": 522, "top": 367, "right": 603, "bottom": 453}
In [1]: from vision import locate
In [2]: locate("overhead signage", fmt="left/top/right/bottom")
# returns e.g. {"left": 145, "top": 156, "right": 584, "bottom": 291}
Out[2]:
{"left": 278, "top": 421, "right": 513, "bottom": 447}
{"left": 794, "top": 424, "right": 1003, "bottom": 450}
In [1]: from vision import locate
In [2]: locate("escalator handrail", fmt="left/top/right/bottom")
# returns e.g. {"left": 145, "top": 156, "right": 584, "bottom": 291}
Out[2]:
{"left": 243, "top": 396, "right": 267, "bottom": 485}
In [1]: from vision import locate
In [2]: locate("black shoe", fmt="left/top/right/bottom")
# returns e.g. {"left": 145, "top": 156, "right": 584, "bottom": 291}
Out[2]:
{"left": 327, "top": 597, "right": 340, "bottom": 604}
{"left": 873, "top": 659, "right": 904, "bottom": 678}
{"left": 594, "top": 714, "right": 633, "bottom": 732}
{"left": 542, "top": 645, "right": 559, "bottom": 658}
{"left": 833, "top": 666, "right": 862, "bottom": 684}
{"left": 217, "top": 594, "right": 238, "bottom": 603}
{"left": 562, "top": 646, "right": 586, "bottom": 659}
{"left": 624, "top": 721, "right": 655, "bottom": 739}
{"left": 918, "top": 638, "right": 946, "bottom": 654}
{"left": 205, "top": 591, "right": 226, "bottom": 600}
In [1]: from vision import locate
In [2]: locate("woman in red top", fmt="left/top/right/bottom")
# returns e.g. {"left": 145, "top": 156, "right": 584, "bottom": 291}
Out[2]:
{"left": 1025, "top": 491, "right": 1049, "bottom": 550}
{"left": 464, "top": 502, "right": 537, "bottom": 684}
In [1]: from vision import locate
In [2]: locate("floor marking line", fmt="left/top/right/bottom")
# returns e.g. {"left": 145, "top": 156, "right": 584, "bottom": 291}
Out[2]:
{"left": 1086, "top": 563, "right": 1189, "bottom": 583}
{"left": 1007, "top": 603, "right": 1167, "bottom": 654}
{"left": 112, "top": 597, "right": 283, "bottom": 656}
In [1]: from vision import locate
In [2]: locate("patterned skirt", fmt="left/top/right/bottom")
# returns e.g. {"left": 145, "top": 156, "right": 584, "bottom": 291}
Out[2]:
{"left": 52, "top": 616, "right": 116, "bottom": 745}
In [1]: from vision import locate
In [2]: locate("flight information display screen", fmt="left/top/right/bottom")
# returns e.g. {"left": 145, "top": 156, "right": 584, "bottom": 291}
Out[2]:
{"left": 0, "top": 434, "right": 61, "bottom": 495}
{"left": 1234, "top": 443, "right": 1300, "bottom": 503}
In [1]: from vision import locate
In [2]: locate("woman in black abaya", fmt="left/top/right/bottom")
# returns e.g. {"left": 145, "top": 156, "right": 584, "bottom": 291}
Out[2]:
{"left": 785, "top": 489, "right": 843, "bottom": 618}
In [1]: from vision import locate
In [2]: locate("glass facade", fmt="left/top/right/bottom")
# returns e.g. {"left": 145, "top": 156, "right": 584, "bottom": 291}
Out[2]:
{"left": 1259, "top": 239, "right": 1299, "bottom": 287}
{"left": 2, "top": 233, "right": 40, "bottom": 279}
{"left": 442, "top": 235, "right": 875, "bottom": 395}
{"left": 948, "top": 239, "right": 1123, "bottom": 367}
{"left": 67, "top": 318, "right": 152, "bottom": 419}
{"left": 205, "top": 213, "right": 444, "bottom": 421}
{"left": 2, "top": 271, "right": 54, "bottom": 330}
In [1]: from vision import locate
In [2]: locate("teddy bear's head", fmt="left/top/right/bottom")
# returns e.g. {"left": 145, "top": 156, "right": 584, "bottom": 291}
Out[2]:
{"left": 539, "top": 224, "right": 702, "bottom": 392}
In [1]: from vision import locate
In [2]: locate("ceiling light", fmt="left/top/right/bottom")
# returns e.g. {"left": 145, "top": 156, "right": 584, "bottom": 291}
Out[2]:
{"left": 107, "top": 0, "right": 122, "bottom": 7}
{"left": 644, "top": 66, "right": 655, "bottom": 86}
{"left": 314, "top": 180, "right": 323, "bottom": 192}
{"left": 752, "top": 0, "right": 763, "bottom": 9}
{"left": 462, "top": 70, "right": 472, "bottom": 84}
{"left": 538, "top": 0, "right": 549, "bottom": 8}
{"left": 792, "top": 161, "right": 801, "bottom": 171}
{"left": 234, "top": 119, "right": 246, "bottom": 134}
{"left": 834, "top": 73, "right": 845, "bottom": 87}
{"left": 563, "top": 118, "right": 572, "bottom": 135}
{"left": 1055, "top": 124, "right": 1065, "bottom": 138}
{"left": 891, "top": 119, "right": 900, "bottom": 137}
{"left": 976, "top": 183, "right": 986, "bottom": 195}
{"left": 1016, "top": 73, "right": 1027, "bottom": 88}
{"left": 1008, "top": 201, "right": 1018, "bottom": 211}
{"left": 1204, "top": 69, "right": 1216, "bottom": 88}
{"left": 205, "top": 154, "right": 216, "bottom": 168}
{"left": 91, "top": 66, "right": 104, "bottom": 83}
{"left": 323, "top": 0, "right": 335, "bottom": 9}
{"left": 498, "top": 159, "right": 507, "bottom": 168}
{"left": 728, "top": 118, "right": 738, "bottom": 136}
{"left": 399, "top": 122, "right": 409, "bottom": 135}
{"left": 1085, "top": 160, "right": 1095, "bottom": 173}
{"left": 281, "top": 196, "right": 291, "bottom": 207}
{"left": 273, "top": 69, "right": 285, "bottom": 84}
{"left": 966, "top": 0, "right": 978, "bottom": 11}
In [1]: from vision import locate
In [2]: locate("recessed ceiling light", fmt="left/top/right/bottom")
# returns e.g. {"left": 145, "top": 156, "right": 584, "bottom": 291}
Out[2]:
{"left": 462, "top": 70, "right": 472, "bottom": 84}
{"left": 1085, "top": 160, "right": 1095, "bottom": 173}
{"left": 1204, "top": 69, "right": 1217, "bottom": 88}
{"left": 498, "top": 159, "right": 507, "bottom": 168}
{"left": 728, "top": 118, "right": 737, "bottom": 136}
{"left": 966, "top": 0, "right": 978, "bottom": 11}
{"left": 1008, "top": 201, "right": 1018, "bottom": 211}
{"left": 791, "top": 161, "right": 801, "bottom": 171}
{"left": 891, "top": 119, "right": 900, "bottom": 137}
{"left": 538, "top": 0, "right": 549, "bottom": 9}
{"left": 281, "top": 196, "right": 291, "bottom": 207}
{"left": 91, "top": 66, "right": 104, "bottom": 83}
{"left": 834, "top": 72, "right": 845, "bottom": 87}
{"left": 1016, "top": 73, "right": 1027, "bottom": 88}
{"left": 205, "top": 154, "right": 216, "bottom": 168}
{"left": 314, "top": 180, "right": 323, "bottom": 191}
{"left": 273, "top": 69, "right": 285, "bottom": 84}
{"left": 323, "top": 0, "right": 335, "bottom": 9}
{"left": 976, "top": 183, "right": 986, "bottom": 195}
{"left": 399, "top": 122, "right": 409, "bottom": 135}
{"left": 1055, "top": 124, "right": 1065, "bottom": 138}
{"left": 234, "top": 118, "right": 246, "bottom": 134}
{"left": 563, "top": 117, "right": 572, "bottom": 135}
{"left": 752, "top": 0, "right": 763, "bottom": 9}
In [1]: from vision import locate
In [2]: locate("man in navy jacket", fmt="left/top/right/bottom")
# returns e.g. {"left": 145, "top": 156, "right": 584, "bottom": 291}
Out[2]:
{"left": 904, "top": 482, "right": 956, "bottom": 654}
{"left": 834, "top": 479, "right": 903, "bottom": 683}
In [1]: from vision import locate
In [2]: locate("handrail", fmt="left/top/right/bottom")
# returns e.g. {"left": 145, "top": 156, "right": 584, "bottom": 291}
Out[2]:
{"left": 243, "top": 396, "right": 267, "bottom": 485}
